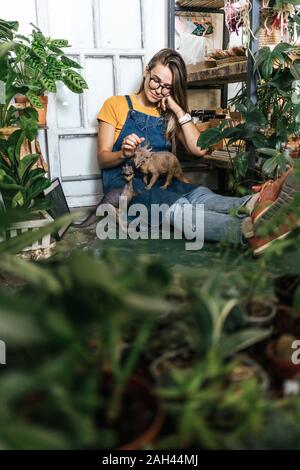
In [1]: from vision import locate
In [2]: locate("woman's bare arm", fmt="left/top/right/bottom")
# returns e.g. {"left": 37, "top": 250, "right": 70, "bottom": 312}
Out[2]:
{"left": 176, "top": 119, "right": 206, "bottom": 157}
{"left": 97, "top": 121, "right": 124, "bottom": 169}
{"left": 160, "top": 96, "right": 206, "bottom": 157}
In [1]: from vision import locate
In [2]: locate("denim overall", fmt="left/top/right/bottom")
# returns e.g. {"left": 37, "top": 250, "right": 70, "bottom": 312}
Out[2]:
{"left": 101, "top": 95, "right": 197, "bottom": 225}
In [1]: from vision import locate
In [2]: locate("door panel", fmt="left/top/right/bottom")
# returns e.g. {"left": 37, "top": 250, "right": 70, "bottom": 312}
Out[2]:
{"left": 59, "top": 136, "right": 100, "bottom": 178}
{"left": 85, "top": 56, "right": 115, "bottom": 128}
{"left": 98, "top": 0, "right": 142, "bottom": 49}
{"left": 119, "top": 57, "right": 144, "bottom": 95}
{"left": 48, "top": 0, "right": 95, "bottom": 48}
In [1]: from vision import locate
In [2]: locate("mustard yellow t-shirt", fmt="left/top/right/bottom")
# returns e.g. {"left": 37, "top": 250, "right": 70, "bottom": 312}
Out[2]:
{"left": 97, "top": 94, "right": 161, "bottom": 144}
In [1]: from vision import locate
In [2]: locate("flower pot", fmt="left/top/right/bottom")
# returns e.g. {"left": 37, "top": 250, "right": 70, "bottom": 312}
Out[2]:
{"left": 275, "top": 304, "right": 300, "bottom": 337}
{"left": 98, "top": 373, "right": 165, "bottom": 450}
{"left": 266, "top": 340, "right": 300, "bottom": 380}
{"left": 149, "top": 349, "right": 194, "bottom": 387}
{"left": 15, "top": 95, "right": 48, "bottom": 126}
{"left": 286, "top": 137, "right": 300, "bottom": 159}
{"left": 17, "top": 373, "right": 164, "bottom": 450}
{"left": 230, "top": 354, "right": 270, "bottom": 392}
{"left": 245, "top": 299, "right": 276, "bottom": 326}
{"left": 274, "top": 275, "right": 300, "bottom": 306}
{"left": 259, "top": 10, "right": 283, "bottom": 48}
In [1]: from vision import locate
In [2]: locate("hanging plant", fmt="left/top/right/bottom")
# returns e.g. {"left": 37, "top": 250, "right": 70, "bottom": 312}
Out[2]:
{"left": 224, "top": 0, "right": 256, "bottom": 49}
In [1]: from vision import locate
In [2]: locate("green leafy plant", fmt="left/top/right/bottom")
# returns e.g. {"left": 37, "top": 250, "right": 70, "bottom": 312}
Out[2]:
{"left": 157, "top": 350, "right": 300, "bottom": 449}
{"left": 0, "top": 19, "right": 29, "bottom": 129}
{"left": 0, "top": 129, "right": 51, "bottom": 208}
{"left": 0, "top": 233, "right": 170, "bottom": 449}
{"left": 181, "top": 270, "right": 272, "bottom": 359}
{"left": 11, "top": 23, "right": 88, "bottom": 107}
{"left": 0, "top": 19, "right": 88, "bottom": 128}
{"left": 198, "top": 42, "right": 300, "bottom": 182}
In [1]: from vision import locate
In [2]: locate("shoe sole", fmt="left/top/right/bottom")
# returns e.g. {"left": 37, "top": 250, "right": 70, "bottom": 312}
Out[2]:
{"left": 253, "top": 231, "right": 291, "bottom": 256}
{"left": 253, "top": 219, "right": 300, "bottom": 256}
{"left": 254, "top": 173, "right": 298, "bottom": 228}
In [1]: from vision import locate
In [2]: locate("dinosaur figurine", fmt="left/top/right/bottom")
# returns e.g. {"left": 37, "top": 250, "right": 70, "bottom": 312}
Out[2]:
{"left": 133, "top": 144, "right": 190, "bottom": 190}
{"left": 74, "top": 164, "right": 136, "bottom": 228}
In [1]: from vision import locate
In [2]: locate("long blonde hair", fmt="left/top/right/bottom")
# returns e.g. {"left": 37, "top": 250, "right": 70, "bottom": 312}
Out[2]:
{"left": 137, "top": 48, "right": 189, "bottom": 146}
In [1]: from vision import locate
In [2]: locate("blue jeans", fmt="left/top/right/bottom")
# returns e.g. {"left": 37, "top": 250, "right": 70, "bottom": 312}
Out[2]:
{"left": 167, "top": 186, "right": 252, "bottom": 245}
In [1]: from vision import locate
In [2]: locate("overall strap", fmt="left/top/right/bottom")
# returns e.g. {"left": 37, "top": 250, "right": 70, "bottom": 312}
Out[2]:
{"left": 125, "top": 95, "right": 133, "bottom": 110}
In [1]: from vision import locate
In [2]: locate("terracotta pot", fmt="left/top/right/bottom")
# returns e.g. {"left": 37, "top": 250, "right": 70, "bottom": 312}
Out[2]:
{"left": 274, "top": 275, "right": 300, "bottom": 306}
{"left": 286, "top": 137, "right": 300, "bottom": 159}
{"left": 20, "top": 374, "right": 164, "bottom": 450}
{"left": 266, "top": 341, "right": 300, "bottom": 380}
{"left": 275, "top": 304, "right": 300, "bottom": 337}
{"left": 15, "top": 95, "right": 48, "bottom": 126}
{"left": 112, "top": 375, "right": 164, "bottom": 450}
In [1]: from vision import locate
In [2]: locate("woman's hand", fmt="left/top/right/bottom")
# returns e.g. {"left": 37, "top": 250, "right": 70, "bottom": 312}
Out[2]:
{"left": 121, "top": 134, "right": 145, "bottom": 157}
{"left": 158, "top": 95, "right": 183, "bottom": 115}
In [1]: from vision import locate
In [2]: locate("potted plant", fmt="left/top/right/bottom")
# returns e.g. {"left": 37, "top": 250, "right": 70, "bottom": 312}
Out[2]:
{"left": 266, "top": 334, "right": 300, "bottom": 379}
{"left": 155, "top": 350, "right": 270, "bottom": 449}
{"left": 147, "top": 269, "right": 271, "bottom": 386}
{"left": 0, "top": 128, "right": 55, "bottom": 251}
{"left": 230, "top": 353, "right": 270, "bottom": 392}
{"left": 274, "top": 304, "right": 300, "bottom": 337}
{"left": 0, "top": 19, "right": 37, "bottom": 132}
{"left": 10, "top": 23, "right": 88, "bottom": 125}
{"left": 274, "top": 274, "right": 300, "bottom": 305}
{"left": 0, "top": 128, "right": 50, "bottom": 209}
{"left": 244, "top": 298, "right": 277, "bottom": 326}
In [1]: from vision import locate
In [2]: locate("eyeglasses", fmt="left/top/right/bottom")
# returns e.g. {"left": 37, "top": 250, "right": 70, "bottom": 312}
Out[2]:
{"left": 148, "top": 72, "right": 173, "bottom": 97}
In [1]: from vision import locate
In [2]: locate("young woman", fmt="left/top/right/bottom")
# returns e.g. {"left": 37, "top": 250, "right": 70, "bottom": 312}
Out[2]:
{"left": 97, "top": 48, "right": 297, "bottom": 253}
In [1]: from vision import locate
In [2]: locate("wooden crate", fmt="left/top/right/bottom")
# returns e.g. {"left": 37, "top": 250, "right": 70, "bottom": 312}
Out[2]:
{"left": 3, "top": 211, "right": 54, "bottom": 251}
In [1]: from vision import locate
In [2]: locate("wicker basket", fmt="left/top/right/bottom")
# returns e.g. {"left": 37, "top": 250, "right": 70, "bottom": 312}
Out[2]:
{"left": 176, "top": 0, "right": 224, "bottom": 8}
{"left": 259, "top": 10, "right": 283, "bottom": 47}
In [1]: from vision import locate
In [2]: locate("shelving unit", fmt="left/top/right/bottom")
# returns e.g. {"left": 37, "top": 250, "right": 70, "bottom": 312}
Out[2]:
{"left": 187, "top": 59, "right": 248, "bottom": 87}
{"left": 168, "top": 0, "right": 230, "bottom": 108}
{"left": 168, "top": 0, "right": 261, "bottom": 187}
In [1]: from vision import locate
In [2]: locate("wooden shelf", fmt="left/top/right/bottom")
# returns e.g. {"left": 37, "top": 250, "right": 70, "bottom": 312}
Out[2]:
{"left": 187, "top": 60, "right": 248, "bottom": 86}
{"left": 176, "top": 0, "right": 224, "bottom": 9}
{"left": 203, "top": 153, "right": 233, "bottom": 170}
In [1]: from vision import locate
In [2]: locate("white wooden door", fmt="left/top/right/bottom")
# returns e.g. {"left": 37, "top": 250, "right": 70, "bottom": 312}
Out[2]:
{"left": 1, "top": 0, "right": 168, "bottom": 207}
